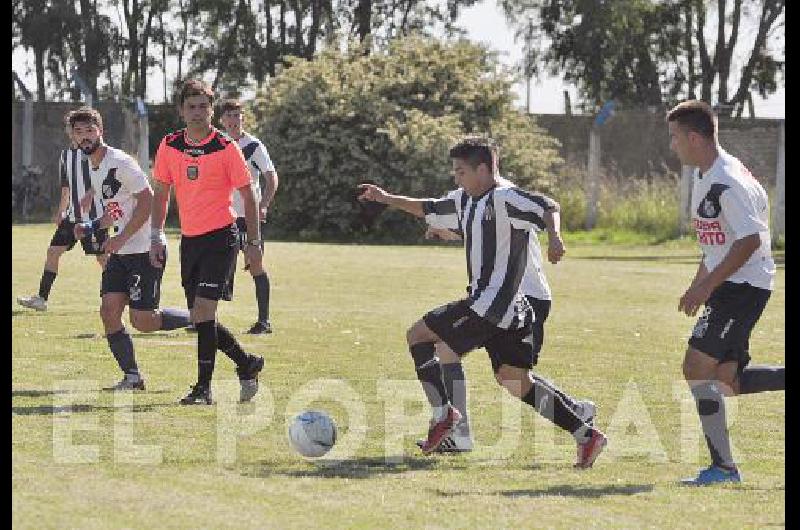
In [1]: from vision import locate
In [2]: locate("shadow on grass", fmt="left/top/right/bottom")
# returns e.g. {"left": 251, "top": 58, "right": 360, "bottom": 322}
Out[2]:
{"left": 11, "top": 402, "right": 177, "bottom": 415}
{"left": 574, "top": 255, "right": 699, "bottom": 265}
{"left": 436, "top": 483, "right": 654, "bottom": 498}
{"left": 12, "top": 388, "right": 173, "bottom": 398}
{"left": 243, "top": 456, "right": 464, "bottom": 479}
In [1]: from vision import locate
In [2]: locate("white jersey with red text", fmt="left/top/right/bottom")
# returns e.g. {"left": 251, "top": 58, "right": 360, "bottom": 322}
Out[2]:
{"left": 87, "top": 146, "right": 152, "bottom": 255}
{"left": 691, "top": 148, "right": 775, "bottom": 290}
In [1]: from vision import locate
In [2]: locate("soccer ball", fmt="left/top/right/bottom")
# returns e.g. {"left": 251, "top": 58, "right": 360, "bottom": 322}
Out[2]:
{"left": 288, "top": 410, "right": 337, "bottom": 458}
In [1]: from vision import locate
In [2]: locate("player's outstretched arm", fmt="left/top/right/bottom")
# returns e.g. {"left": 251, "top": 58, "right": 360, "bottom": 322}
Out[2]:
{"left": 357, "top": 183, "right": 426, "bottom": 218}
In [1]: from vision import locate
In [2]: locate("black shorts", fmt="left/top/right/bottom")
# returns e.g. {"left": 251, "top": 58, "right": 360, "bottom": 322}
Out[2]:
{"left": 423, "top": 298, "right": 537, "bottom": 372}
{"left": 526, "top": 296, "right": 551, "bottom": 356}
{"left": 180, "top": 224, "right": 238, "bottom": 308}
{"left": 688, "top": 281, "right": 771, "bottom": 373}
{"left": 49, "top": 218, "right": 109, "bottom": 255}
{"left": 100, "top": 252, "right": 165, "bottom": 310}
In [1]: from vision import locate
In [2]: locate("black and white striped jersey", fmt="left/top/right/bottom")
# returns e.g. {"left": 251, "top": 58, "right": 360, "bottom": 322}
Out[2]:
{"left": 59, "top": 147, "right": 104, "bottom": 223}
{"left": 423, "top": 182, "right": 557, "bottom": 329}
{"left": 231, "top": 132, "right": 275, "bottom": 217}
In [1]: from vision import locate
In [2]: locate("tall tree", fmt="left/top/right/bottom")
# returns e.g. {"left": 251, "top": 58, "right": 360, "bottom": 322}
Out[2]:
{"left": 501, "top": 0, "right": 784, "bottom": 113}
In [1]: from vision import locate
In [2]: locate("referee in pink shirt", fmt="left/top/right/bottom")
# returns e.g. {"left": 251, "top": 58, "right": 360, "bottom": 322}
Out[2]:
{"left": 150, "top": 79, "right": 265, "bottom": 405}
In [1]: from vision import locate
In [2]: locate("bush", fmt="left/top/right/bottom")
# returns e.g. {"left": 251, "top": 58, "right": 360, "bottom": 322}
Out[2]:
{"left": 251, "top": 36, "right": 562, "bottom": 242}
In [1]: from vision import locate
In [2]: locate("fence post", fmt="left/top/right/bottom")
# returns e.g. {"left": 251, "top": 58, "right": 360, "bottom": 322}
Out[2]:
{"left": 135, "top": 97, "right": 149, "bottom": 175}
{"left": 773, "top": 120, "right": 785, "bottom": 243}
{"left": 586, "top": 127, "right": 600, "bottom": 229}
{"left": 585, "top": 100, "right": 615, "bottom": 230}
{"left": 679, "top": 165, "right": 695, "bottom": 235}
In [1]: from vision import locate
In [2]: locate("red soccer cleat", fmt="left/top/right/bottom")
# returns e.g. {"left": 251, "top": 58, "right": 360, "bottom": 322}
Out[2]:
{"left": 575, "top": 429, "right": 608, "bottom": 469}
{"left": 419, "top": 406, "right": 462, "bottom": 455}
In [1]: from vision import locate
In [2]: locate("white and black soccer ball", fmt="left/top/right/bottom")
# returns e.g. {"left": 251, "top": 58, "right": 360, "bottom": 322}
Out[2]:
{"left": 288, "top": 410, "right": 337, "bottom": 458}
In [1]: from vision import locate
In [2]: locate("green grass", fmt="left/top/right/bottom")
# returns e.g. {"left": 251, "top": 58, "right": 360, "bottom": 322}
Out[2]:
{"left": 12, "top": 224, "right": 784, "bottom": 529}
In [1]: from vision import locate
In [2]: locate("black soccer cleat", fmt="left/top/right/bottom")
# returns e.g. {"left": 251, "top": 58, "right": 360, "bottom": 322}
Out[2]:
{"left": 236, "top": 355, "right": 265, "bottom": 402}
{"left": 245, "top": 321, "right": 272, "bottom": 335}
{"left": 179, "top": 383, "right": 214, "bottom": 405}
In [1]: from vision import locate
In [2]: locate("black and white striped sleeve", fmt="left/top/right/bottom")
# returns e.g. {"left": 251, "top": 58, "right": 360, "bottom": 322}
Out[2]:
{"left": 503, "top": 188, "right": 557, "bottom": 232}
{"left": 422, "top": 189, "right": 462, "bottom": 230}
{"left": 59, "top": 150, "right": 68, "bottom": 187}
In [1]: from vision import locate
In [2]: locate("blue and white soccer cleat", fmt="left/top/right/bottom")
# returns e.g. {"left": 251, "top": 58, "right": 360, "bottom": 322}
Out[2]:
{"left": 681, "top": 465, "right": 742, "bottom": 486}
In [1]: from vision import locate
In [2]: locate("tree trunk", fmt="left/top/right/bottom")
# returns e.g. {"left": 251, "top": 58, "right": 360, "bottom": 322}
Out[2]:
{"left": 307, "top": 0, "right": 320, "bottom": 58}
{"left": 684, "top": 1, "right": 695, "bottom": 98}
{"left": 33, "top": 46, "right": 46, "bottom": 101}
{"left": 138, "top": 7, "right": 156, "bottom": 98}
{"left": 695, "top": 0, "right": 714, "bottom": 103}
{"left": 265, "top": 0, "right": 275, "bottom": 77}
{"left": 728, "top": 0, "right": 784, "bottom": 110}
{"left": 354, "top": 0, "right": 371, "bottom": 42}
{"left": 290, "top": 0, "right": 305, "bottom": 56}
{"left": 212, "top": 0, "right": 246, "bottom": 90}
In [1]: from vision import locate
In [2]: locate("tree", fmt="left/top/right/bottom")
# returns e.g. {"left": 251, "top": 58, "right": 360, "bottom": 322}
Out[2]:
{"left": 501, "top": 0, "right": 784, "bottom": 114}
{"left": 251, "top": 36, "right": 562, "bottom": 240}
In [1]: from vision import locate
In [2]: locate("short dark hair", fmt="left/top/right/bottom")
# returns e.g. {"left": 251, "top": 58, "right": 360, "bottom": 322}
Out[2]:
{"left": 178, "top": 79, "right": 214, "bottom": 107}
{"left": 68, "top": 106, "right": 103, "bottom": 129}
{"left": 666, "top": 100, "right": 716, "bottom": 138}
{"left": 219, "top": 99, "right": 242, "bottom": 114}
{"left": 449, "top": 136, "right": 498, "bottom": 170}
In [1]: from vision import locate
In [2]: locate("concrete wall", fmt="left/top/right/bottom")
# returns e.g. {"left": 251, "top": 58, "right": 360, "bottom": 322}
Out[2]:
{"left": 11, "top": 102, "right": 784, "bottom": 219}
{"left": 533, "top": 111, "right": 782, "bottom": 187}
{"left": 11, "top": 100, "right": 140, "bottom": 218}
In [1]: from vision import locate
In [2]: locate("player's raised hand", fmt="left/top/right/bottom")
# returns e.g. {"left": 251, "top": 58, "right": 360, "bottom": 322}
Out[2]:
{"left": 357, "top": 183, "right": 389, "bottom": 203}
{"left": 547, "top": 235, "right": 566, "bottom": 264}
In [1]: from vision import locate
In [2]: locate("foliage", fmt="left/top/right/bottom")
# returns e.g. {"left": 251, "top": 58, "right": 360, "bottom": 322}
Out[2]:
{"left": 500, "top": 0, "right": 785, "bottom": 114}
{"left": 251, "top": 36, "right": 562, "bottom": 241}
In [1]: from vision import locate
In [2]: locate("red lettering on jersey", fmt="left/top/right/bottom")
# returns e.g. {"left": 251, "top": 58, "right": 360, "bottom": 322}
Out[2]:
{"left": 106, "top": 201, "right": 123, "bottom": 220}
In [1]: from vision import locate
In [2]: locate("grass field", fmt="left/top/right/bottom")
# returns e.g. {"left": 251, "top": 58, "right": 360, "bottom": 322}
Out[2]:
{"left": 12, "top": 224, "right": 785, "bottom": 529}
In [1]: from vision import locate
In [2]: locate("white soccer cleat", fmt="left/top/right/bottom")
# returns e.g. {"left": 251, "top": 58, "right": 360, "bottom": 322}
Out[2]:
{"left": 17, "top": 295, "right": 47, "bottom": 311}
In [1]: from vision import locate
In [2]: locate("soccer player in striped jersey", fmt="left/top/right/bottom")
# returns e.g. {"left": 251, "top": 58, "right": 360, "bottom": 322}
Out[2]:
{"left": 16, "top": 111, "right": 108, "bottom": 312}
{"left": 667, "top": 101, "right": 784, "bottom": 486}
{"left": 358, "top": 137, "right": 607, "bottom": 467}
{"left": 150, "top": 79, "right": 265, "bottom": 405}
{"left": 420, "top": 176, "right": 596, "bottom": 453}
{"left": 69, "top": 107, "right": 193, "bottom": 390}
{"left": 218, "top": 99, "right": 279, "bottom": 335}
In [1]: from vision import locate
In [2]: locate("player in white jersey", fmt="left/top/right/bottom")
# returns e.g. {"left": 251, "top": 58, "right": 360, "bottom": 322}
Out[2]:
{"left": 218, "top": 99, "right": 279, "bottom": 335}
{"left": 421, "top": 176, "right": 595, "bottom": 453}
{"left": 358, "top": 136, "right": 607, "bottom": 467}
{"left": 16, "top": 111, "right": 108, "bottom": 312}
{"left": 667, "top": 100, "right": 784, "bottom": 486}
{"left": 69, "top": 108, "right": 192, "bottom": 390}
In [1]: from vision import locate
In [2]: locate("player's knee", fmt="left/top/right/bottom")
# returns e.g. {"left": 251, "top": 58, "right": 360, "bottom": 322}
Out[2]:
{"left": 99, "top": 302, "right": 122, "bottom": 326}
{"left": 46, "top": 246, "right": 64, "bottom": 260}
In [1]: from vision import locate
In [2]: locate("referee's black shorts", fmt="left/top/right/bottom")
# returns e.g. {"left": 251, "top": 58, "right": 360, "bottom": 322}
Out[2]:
{"left": 179, "top": 223, "right": 238, "bottom": 309}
